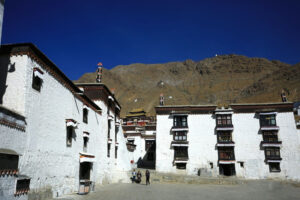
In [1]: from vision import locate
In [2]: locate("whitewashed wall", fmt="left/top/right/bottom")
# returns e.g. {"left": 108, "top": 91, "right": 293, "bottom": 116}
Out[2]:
{"left": 156, "top": 111, "right": 300, "bottom": 181}
{"left": 0, "top": 53, "right": 132, "bottom": 199}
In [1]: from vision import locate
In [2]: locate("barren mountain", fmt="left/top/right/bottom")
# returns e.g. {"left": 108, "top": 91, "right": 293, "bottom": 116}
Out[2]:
{"left": 75, "top": 55, "right": 300, "bottom": 117}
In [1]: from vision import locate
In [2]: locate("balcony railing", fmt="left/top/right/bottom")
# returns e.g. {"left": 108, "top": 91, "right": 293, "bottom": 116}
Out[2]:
{"left": 174, "top": 156, "right": 189, "bottom": 161}
{"left": 171, "top": 141, "right": 189, "bottom": 147}
{"left": 216, "top": 124, "right": 234, "bottom": 131}
{"left": 265, "top": 156, "right": 282, "bottom": 161}
{"left": 171, "top": 126, "right": 188, "bottom": 131}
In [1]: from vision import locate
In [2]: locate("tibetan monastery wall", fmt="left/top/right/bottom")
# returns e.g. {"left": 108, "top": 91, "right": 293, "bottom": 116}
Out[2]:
{"left": 0, "top": 48, "right": 131, "bottom": 199}
{"left": 156, "top": 111, "right": 300, "bottom": 181}
{"left": 0, "top": 106, "right": 28, "bottom": 200}
{"left": 93, "top": 100, "right": 131, "bottom": 184}
{"left": 20, "top": 54, "right": 103, "bottom": 198}
{"left": 233, "top": 112, "right": 300, "bottom": 180}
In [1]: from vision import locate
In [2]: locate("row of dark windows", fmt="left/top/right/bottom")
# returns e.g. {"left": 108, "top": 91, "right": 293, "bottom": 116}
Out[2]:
{"left": 174, "top": 114, "right": 277, "bottom": 128}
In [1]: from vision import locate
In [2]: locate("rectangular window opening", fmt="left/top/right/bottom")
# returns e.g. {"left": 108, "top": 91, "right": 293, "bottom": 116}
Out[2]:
{"left": 66, "top": 126, "right": 73, "bottom": 147}
{"left": 83, "top": 108, "right": 88, "bottom": 123}
{"left": 269, "top": 163, "right": 281, "bottom": 172}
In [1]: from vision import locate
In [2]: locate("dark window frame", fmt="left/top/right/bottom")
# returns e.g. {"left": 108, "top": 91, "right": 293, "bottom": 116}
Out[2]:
{"left": 269, "top": 163, "right": 281, "bottom": 173}
{"left": 32, "top": 75, "right": 42, "bottom": 92}
{"left": 66, "top": 126, "right": 73, "bottom": 147}
{"left": 262, "top": 131, "right": 279, "bottom": 143}
{"left": 83, "top": 136, "right": 88, "bottom": 152}
{"left": 173, "top": 131, "right": 187, "bottom": 141}
{"left": 173, "top": 116, "right": 188, "bottom": 128}
{"left": 107, "top": 143, "right": 111, "bottom": 158}
{"left": 260, "top": 115, "right": 276, "bottom": 127}
{"left": 174, "top": 147, "right": 188, "bottom": 159}
{"left": 16, "top": 178, "right": 30, "bottom": 193}
{"left": 83, "top": 108, "right": 88, "bottom": 124}
{"left": 216, "top": 115, "right": 232, "bottom": 127}
{"left": 265, "top": 147, "right": 281, "bottom": 160}
{"left": 0, "top": 153, "right": 19, "bottom": 171}
{"left": 218, "top": 147, "right": 235, "bottom": 160}
{"left": 217, "top": 131, "right": 233, "bottom": 143}
{"left": 115, "top": 146, "right": 118, "bottom": 159}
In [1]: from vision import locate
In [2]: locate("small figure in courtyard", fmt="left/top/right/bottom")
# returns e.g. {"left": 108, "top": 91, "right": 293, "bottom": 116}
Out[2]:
{"left": 145, "top": 170, "right": 150, "bottom": 185}
{"left": 136, "top": 170, "right": 142, "bottom": 184}
{"left": 132, "top": 169, "right": 136, "bottom": 183}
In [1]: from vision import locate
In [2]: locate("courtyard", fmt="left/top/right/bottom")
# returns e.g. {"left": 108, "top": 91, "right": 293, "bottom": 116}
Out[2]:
{"left": 58, "top": 181, "right": 300, "bottom": 200}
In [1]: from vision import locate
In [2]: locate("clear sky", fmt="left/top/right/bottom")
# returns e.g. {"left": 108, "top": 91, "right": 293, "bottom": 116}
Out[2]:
{"left": 2, "top": 0, "right": 300, "bottom": 80}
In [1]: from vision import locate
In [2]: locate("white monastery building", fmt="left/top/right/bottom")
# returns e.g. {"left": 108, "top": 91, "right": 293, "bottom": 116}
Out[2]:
{"left": 155, "top": 103, "right": 300, "bottom": 181}
{"left": 122, "top": 109, "right": 156, "bottom": 169}
{"left": 0, "top": 43, "right": 132, "bottom": 200}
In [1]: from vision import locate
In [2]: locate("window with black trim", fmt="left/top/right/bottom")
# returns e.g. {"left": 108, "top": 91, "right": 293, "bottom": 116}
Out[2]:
{"left": 218, "top": 147, "right": 235, "bottom": 160}
{"left": 263, "top": 131, "right": 279, "bottom": 143}
{"left": 107, "top": 143, "right": 111, "bottom": 157}
{"left": 176, "top": 163, "right": 186, "bottom": 169}
{"left": 16, "top": 178, "right": 30, "bottom": 195}
{"left": 216, "top": 115, "right": 232, "bottom": 126}
{"left": 115, "top": 146, "right": 118, "bottom": 159}
{"left": 174, "top": 131, "right": 187, "bottom": 141}
{"left": 260, "top": 115, "right": 276, "bottom": 127}
{"left": 217, "top": 131, "right": 232, "bottom": 143}
{"left": 66, "top": 126, "right": 73, "bottom": 147}
{"left": 83, "top": 137, "right": 88, "bottom": 152}
{"left": 83, "top": 108, "right": 88, "bottom": 123}
{"left": 269, "top": 163, "right": 281, "bottom": 172}
{"left": 174, "top": 147, "right": 188, "bottom": 159}
{"left": 265, "top": 147, "right": 281, "bottom": 160}
{"left": 32, "top": 75, "right": 42, "bottom": 92}
{"left": 173, "top": 116, "right": 187, "bottom": 127}
{"left": 0, "top": 153, "right": 19, "bottom": 171}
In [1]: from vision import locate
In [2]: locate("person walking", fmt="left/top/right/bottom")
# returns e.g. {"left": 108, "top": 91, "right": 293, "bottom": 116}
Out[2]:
{"left": 132, "top": 169, "right": 136, "bottom": 183}
{"left": 137, "top": 170, "right": 142, "bottom": 184}
{"left": 145, "top": 170, "right": 150, "bottom": 185}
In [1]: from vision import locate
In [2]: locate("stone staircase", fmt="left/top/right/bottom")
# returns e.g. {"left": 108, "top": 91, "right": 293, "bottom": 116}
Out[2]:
{"left": 133, "top": 168, "right": 247, "bottom": 185}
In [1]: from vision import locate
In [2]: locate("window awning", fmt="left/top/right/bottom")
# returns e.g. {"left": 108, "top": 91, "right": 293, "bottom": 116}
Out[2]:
{"left": 171, "top": 143, "right": 188, "bottom": 147}
{"left": 174, "top": 160, "right": 188, "bottom": 163}
{"left": 171, "top": 127, "right": 189, "bottom": 132}
{"left": 108, "top": 96, "right": 114, "bottom": 101}
{"left": 260, "top": 126, "right": 279, "bottom": 131}
{"left": 215, "top": 111, "right": 233, "bottom": 115}
{"left": 33, "top": 68, "right": 44, "bottom": 79}
{"left": 259, "top": 112, "right": 277, "bottom": 115}
{"left": 83, "top": 105, "right": 88, "bottom": 109}
{"left": 79, "top": 152, "right": 95, "bottom": 163}
{"left": 216, "top": 127, "right": 234, "bottom": 131}
{"left": 108, "top": 115, "right": 114, "bottom": 120}
{"left": 216, "top": 143, "right": 235, "bottom": 147}
{"left": 266, "top": 160, "right": 281, "bottom": 163}
{"left": 83, "top": 132, "right": 89, "bottom": 138}
{"left": 66, "top": 119, "right": 78, "bottom": 128}
{"left": 219, "top": 160, "right": 235, "bottom": 164}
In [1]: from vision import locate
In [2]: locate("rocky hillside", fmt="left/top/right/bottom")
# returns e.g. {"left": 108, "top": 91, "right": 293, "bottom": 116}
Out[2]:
{"left": 75, "top": 55, "right": 300, "bottom": 117}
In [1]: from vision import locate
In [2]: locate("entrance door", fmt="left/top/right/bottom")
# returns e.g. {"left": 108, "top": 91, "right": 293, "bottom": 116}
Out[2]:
{"left": 80, "top": 162, "right": 91, "bottom": 180}
{"left": 219, "top": 164, "right": 236, "bottom": 176}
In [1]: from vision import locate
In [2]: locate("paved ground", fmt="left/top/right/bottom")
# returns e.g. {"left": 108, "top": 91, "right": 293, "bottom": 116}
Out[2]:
{"left": 59, "top": 181, "right": 300, "bottom": 200}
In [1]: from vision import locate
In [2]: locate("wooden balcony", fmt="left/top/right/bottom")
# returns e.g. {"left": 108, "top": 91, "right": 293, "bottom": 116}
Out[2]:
{"left": 174, "top": 156, "right": 189, "bottom": 163}
{"left": 261, "top": 141, "right": 282, "bottom": 148}
{"left": 260, "top": 125, "right": 280, "bottom": 131}
{"left": 216, "top": 124, "right": 234, "bottom": 131}
{"left": 171, "top": 141, "right": 189, "bottom": 147}
{"left": 171, "top": 126, "right": 189, "bottom": 132}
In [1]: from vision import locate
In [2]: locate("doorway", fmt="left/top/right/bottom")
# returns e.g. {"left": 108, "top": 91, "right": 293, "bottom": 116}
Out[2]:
{"left": 219, "top": 164, "right": 236, "bottom": 176}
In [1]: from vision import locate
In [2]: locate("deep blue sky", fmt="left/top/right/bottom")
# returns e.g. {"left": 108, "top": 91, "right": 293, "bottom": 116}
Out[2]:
{"left": 2, "top": 0, "right": 300, "bottom": 80}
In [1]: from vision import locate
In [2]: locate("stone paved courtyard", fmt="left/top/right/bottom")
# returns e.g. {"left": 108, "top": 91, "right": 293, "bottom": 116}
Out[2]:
{"left": 58, "top": 181, "right": 300, "bottom": 200}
